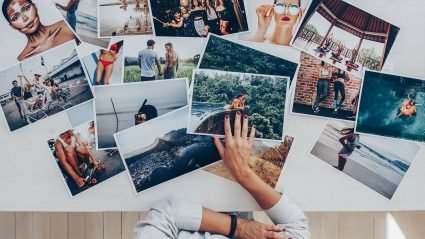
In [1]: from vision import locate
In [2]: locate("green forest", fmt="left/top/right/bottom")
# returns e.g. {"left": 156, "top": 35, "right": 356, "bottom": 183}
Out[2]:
{"left": 199, "top": 35, "right": 298, "bottom": 82}
{"left": 193, "top": 71, "right": 288, "bottom": 140}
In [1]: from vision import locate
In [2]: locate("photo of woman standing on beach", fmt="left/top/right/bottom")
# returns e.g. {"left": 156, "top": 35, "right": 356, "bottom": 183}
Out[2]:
{"left": 95, "top": 41, "right": 123, "bottom": 85}
{"left": 0, "top": 0, "right": 78, "bottom": 65}
{"left": 239, "top": 0, "right": 307, "bottom": 46}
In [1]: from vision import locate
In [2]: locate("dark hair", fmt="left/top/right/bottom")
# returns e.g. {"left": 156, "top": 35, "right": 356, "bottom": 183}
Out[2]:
{"left": 340, "top": 128, "right": 355, "bottom": 135}
{"left": 235, "top": 92, "right": 248, "bottom": 99}
{"left": 2, "top": 0, "right": 33, "bottom": 22}
{"left": 274, "top": 0, "right": 301, "bottom": 5}
{"left": 147, "top": 39, "right": 155, "bottom": 47}
{"left": 321, "top": 61, "right": 325, "bottom": 66}
{"left": 12, "top": 80, "right": 18, "bottom": 84}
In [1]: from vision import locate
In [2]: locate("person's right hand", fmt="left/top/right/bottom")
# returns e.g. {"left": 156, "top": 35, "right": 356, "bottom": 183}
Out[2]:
{"left": 213, "top": 111, "right": 256, "bottom": 183}
{"left": 256, "top": 5, "right": 274, "bottom": 32}
{"left": 236, "top": 219, "right": 289, "bottom": 239}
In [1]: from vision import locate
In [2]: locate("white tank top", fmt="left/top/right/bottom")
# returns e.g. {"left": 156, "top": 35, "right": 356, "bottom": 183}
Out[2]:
{"left": 58, "top": 136, "right": 76, "bottom": 148}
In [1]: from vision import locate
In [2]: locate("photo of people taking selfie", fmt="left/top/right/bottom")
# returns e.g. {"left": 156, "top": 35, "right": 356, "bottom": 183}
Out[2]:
{"left": 150, "top": 0, "right": 249, "bottom": 37}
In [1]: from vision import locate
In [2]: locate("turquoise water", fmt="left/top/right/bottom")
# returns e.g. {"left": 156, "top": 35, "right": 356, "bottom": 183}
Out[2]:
{"left": 357, "top": 72, "right": 425, "bottom": 142}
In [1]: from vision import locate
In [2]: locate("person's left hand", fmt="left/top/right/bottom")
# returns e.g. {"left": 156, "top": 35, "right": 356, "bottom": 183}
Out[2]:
{"left": 213, "top": 111, "right": 256, "bottom": 183}
{"left": 236, "top": 219, "right": 289, "bottom": 239}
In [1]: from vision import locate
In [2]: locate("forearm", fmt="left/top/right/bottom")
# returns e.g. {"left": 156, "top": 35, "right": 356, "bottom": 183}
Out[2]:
{"left": 199, "top": 208, "right": 231, "bottom": 236}
{"left": 252, "top": 29, "right": 267, "bottom": 42}
{"left": 239, "top": 170, "right": 281, "bottom": 210}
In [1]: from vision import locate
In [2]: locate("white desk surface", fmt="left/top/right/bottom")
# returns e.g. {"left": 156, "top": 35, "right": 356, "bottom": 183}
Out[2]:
{"left": 0, "top": 0, "right": 425, "bottom": 212}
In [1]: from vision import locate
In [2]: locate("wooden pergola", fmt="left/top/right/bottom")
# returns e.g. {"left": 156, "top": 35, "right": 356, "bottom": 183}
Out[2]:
{"left": 315, "top": 0, "right": 392, "bottom": 70}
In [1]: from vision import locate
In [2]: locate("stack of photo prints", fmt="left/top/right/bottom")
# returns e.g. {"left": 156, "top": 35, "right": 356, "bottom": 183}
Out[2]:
{"left": 0, "top": 0, "right": 422, "bottom": 201}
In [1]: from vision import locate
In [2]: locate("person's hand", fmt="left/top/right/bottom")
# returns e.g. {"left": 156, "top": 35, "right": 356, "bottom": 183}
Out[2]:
{"left": 213, "top": 111, "right": 256, "bottom": 183}
{"left": 163, "top": 23, "right": 170, "bottom": 27}
{"left": 256, "top": 5, "right": 274, "bottom": 32}
{"left": 236, "top": 219, "right": 289, "bottom": 239}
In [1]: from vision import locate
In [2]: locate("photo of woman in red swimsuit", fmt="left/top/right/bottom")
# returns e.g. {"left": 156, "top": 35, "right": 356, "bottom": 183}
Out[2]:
{"left": 95, "top": 41, "right": 123, "bottom": 85}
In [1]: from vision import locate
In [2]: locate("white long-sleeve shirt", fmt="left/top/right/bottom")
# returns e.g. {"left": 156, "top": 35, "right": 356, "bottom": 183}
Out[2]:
{"left": 134, "top": 193, "right": 310, "bottom": 239}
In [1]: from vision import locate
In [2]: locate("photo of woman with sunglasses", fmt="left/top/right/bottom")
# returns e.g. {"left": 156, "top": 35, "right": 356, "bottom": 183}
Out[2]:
{"left": 239, "top": 0, "right": 305, "bottom": 46}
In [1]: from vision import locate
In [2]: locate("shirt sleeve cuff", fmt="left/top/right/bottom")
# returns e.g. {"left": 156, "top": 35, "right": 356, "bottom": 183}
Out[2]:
{"left": 175, "top": 199, "right": 203, "bottom": 232}
{"left": 264, "top": 191, "right": 296, "bottom": 223}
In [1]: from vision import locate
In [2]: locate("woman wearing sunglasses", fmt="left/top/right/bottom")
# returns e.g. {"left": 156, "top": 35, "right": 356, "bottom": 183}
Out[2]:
{"left": 252, "top": 0, "right": 303, "bottom": 46}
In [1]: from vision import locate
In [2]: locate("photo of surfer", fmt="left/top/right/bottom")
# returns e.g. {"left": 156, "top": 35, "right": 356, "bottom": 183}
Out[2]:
{"left": 150, "top": 0, "right": 249, "bottom": 37}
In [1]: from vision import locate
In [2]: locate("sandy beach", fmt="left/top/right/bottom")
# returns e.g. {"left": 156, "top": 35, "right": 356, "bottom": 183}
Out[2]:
{"left": 311, "top": 135, "right": 399, "bottom": 199}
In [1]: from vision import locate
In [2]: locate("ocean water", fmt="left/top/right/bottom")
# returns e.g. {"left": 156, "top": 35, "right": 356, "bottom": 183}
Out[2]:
{"left": 357, "top": 73, "right": 425, "bottom": 142}
{"left": 190, "top": 102, "right": 225, "bottom": 131}
{"left": 324, "top": 126, "right": 409, "bottom": 185}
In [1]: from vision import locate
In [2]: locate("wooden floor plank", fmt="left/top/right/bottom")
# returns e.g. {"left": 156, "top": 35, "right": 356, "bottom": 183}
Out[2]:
{"left": 320, "top": 212, "right": 338, "bottom": 239}
{"left": 33, "top": 212, "right": 50, "bottom": 239}
{"left": 409, "top": 211, "right": 425, "bottom": 239}
{"left": 374, "top": 212, "right": 387, "bottom": 239}
{"left": 0, "top": 212, "right": 15, "bottom": 239}
{"left": 305, "top": 212, "right": 321, "bottom": 239}
{"left": 85, "top": 213, "right": 103, "bottom": 239}
{"left": 50, "top": 212, "right": 68, "bottom": 239}
{"left": 122, "top": 212, "right": 140, "bottom": 239}
{"left": 104, "top": 212, "right": 122, "bottom": 239}
{"left": 68, "top": 213, "right": 85, "bottom": 239}
{"left": 16, "top": 212, "right": 33, "bottom": 239}
{"left": 139, "top": 212, "right": 148, "bottom": 220}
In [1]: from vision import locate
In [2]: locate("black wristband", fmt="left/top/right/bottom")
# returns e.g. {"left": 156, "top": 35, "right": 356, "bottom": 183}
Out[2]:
{"left": 227, "top": 214, "right": 237, "bottom": 238}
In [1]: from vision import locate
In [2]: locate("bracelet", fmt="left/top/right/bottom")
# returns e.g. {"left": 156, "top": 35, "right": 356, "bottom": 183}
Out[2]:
{"left": 227, "top": 214, "right": 237, "bottom": 238}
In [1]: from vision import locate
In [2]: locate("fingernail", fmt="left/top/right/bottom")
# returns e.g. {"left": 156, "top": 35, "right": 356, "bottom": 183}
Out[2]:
{"left": 244, "top": 115, "right": 248, "bottom": 119}
{"left": 253, "top": 125, "right": 256, "bottom": 128}
{"left": 236, "top": 111, "right": 241, "bottom": 115}
{"left": 225, "top": 115, "right": 229, "bottom": 119}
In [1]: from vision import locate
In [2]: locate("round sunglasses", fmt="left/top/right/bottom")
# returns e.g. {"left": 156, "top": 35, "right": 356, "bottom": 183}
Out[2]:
{"left": 274, "top": 3, "right": 300, "bottom": 15}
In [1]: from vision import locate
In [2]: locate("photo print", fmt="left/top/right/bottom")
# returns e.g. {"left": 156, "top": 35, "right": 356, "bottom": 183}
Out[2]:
{"left": 54, "top": 0, "right": 110, "bottom": 48}
{"left": 355, "top": 71, "right": 425, "bottom": 143}
{"left": 81, "top": 40, "right": 124, "bottom": 86}
{"left": 198, "top": 35, "right": 299, "bottom": 82}
{"left": 238, "top": 0, "right": 311, "bottom": 47}
{"left": 291, "top": 52, "right": 362, "bottom": 121}
{"left": 123, "top": 36, "right": 205, "bottom": 83}
{"left": 98, "top": 0, "right": 154, "bottom": 37}
{"left": 115, "top": 106, "right": 221, "bottom": 193}
{"left": 291, "top": 0, "right": 400, "bottom": 78}
{"left": 47, "top": 120, "right": 125, "bottom": 197}
{"left": 0, "top": 42, "right": 94, "bottom": 132}
{"left": 204, "top": 135, "right": 295, "bottom": 188}
{"left": 188, "top": 69, "right": 289, "bottom": 141}
{"left": 0, "top": 0, "right": 79, "bottom": 68}
{"left": 310, "top": 120, "right": 420, "bottom": 199}
{"left": 94, "top": 78, "right": 189, "bottom": 150}
{"left": 150, "top": 0, "right": 249, "bottom": 37}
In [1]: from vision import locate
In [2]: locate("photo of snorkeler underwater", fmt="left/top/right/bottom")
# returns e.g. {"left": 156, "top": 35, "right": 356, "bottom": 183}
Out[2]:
{"left": 311, "top": 120, "right": 420, "bottom": 200}
{"left": 0, "top": 42, "right": 94, "bottom": 132}
{"left": 355, "top": 71, "right": 425, "bottom": 143}
{"left": 47, "top": 121, "right": 125, "bottom": 197}
{"left": 238, "top": 0, "right": 310, "bottom": 47}
{"left": 291, "top": 0, "right": 400, "bottom": 78}
{"left": 0, "top": 0, "right": 78, "bottom": 68}
{"left": 98, "top": 0, "right": 154, "bottom": 37}
{"left": 188, "top": 69, "right": 289, "bottom": 141}
{"left": 150, "top": 0, "right": 249, "bottom": 37}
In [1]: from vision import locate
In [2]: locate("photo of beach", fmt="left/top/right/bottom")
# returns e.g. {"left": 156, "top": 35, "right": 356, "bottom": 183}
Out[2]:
{"left": 204, "top": 136, "right": 295, "bottom": 188}
{"left": 198, "top": 35, "right": 299, "bottom": 82}
{"left": 311, "top": 120, "right": 420, "bottom": 199}
{"left": 47, "top": 121, "right": 125, "bottom": 197}
{"left": 123, "top": 37, "right": 205, "bottom": 83}
{"left": 0, "top": 42, "right": 94, "bottom": 132}
{"left": 356, "top": 71, "right": 425, "bottom": 143}
{"left": 94, "top": 78, "right": 188, "bottom": 149}
{"left": 55, "top": 0, "right": 110, "bottom": 48}
{"left": 81, "top": 41, "right": 124, "bottom": 86}
{"left": 291, "top": 0, "right": 400, "bottom": 78}
{"left": 115, "top": 106, "right": 222, "bottom": 193}
{"left": 98, "top": 0, "right": 154, "bottom": 37}
{"left": 188, "top": 69, "right": 289, "bottom": 141}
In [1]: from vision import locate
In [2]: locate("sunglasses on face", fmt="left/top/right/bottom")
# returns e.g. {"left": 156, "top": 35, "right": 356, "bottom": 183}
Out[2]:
{"left": 274, "top": 3, "right": 300, "bottom": 15}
